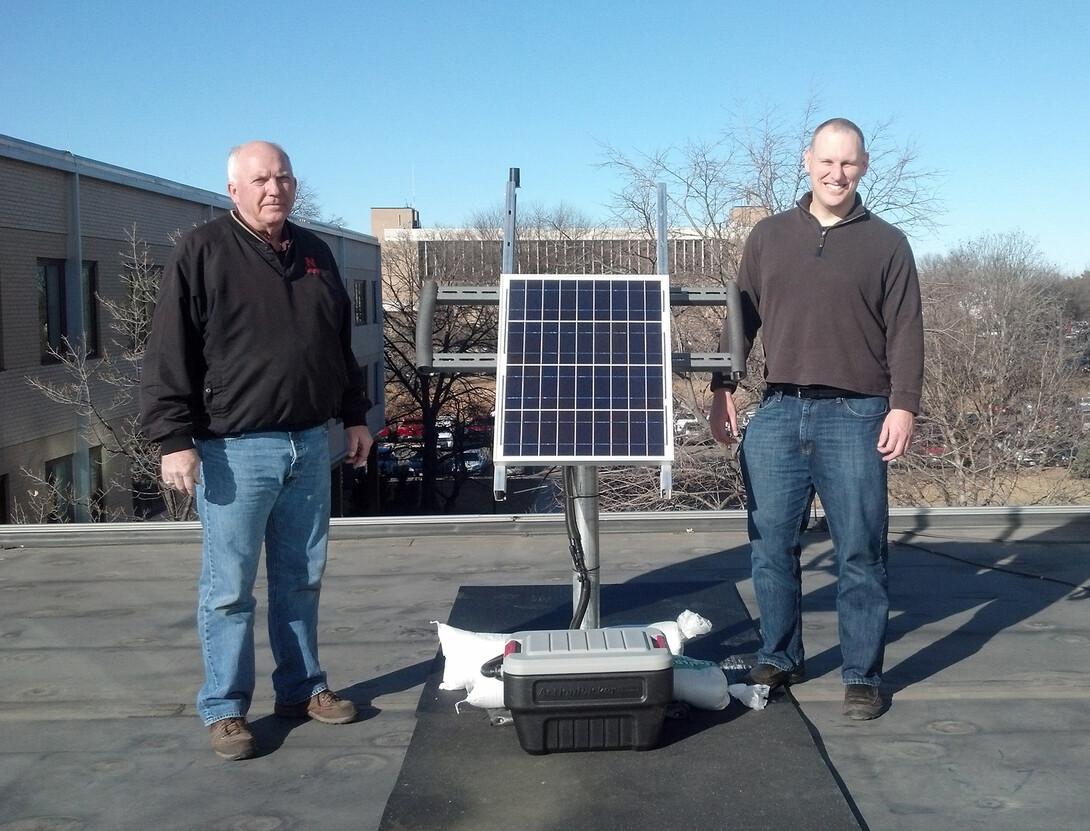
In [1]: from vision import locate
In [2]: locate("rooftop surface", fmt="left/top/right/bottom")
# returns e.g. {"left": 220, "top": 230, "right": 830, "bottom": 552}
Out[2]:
{"left": 2, "top": 506, "right": 1088, "bottom": 830}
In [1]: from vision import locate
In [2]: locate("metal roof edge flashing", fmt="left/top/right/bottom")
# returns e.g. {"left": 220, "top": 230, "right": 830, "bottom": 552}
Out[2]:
{"left": 2, "top": 506, "right": 1088, "bottom": 548}
{"left": 888, "top": 504, "right": 1090, "bottom": 542}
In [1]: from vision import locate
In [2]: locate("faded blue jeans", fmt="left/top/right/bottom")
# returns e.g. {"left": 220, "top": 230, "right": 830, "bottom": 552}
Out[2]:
{"left": 194, "top": 426, "right": 332, "bottom": 725}
{"left": 739, "top": 390, "right": 890, "bottom": 687}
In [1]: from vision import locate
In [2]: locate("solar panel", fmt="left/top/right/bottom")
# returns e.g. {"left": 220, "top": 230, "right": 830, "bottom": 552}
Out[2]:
{"left": 494, "top": 274, "right": 674, "bottom": 466}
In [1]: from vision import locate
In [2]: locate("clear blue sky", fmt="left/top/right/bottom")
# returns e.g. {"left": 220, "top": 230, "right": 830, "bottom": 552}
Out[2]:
{"left": 3, "top": 1, "right": 1088, "bottom": 273}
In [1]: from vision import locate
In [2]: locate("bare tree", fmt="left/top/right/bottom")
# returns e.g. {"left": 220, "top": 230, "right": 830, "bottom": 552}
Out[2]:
{"left": 591, "top": 442, "right": 746, "bottom": 513}
{"left": 381, "top": 228, "right": 500, "bottom": 513}
{"left": 25, "top": 226, "right": 195, "bottom": 521}
{"left": 893, "top": 232, "right": 1090, "bottom": 506}
{"left": 292, "top": 177, "right": 346, "bottom": 227}
{"left": 601, "top": 97, "right": 945, "bottom": 247}
{"left": 1055, "top": 269, "right": 1090, "bottom": 321}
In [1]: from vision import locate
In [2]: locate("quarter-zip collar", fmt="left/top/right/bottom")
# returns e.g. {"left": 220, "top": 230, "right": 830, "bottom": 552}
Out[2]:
{"left": 797, "top": 192, "right": 868, "bottom": 257}
{"left": 230, "top": 211, "right": 296, "bottom": 272}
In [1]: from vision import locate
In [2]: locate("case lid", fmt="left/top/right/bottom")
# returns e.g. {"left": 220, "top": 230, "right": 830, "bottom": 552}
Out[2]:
{"left": 502, "top": 627, "right": 672, "bottom": 676}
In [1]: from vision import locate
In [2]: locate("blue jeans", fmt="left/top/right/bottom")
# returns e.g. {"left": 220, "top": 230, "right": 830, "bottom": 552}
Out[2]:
{"left": 194, "top": 426, "right": 332, "bottom": 724}
{"left": 740, "top": 391, "right": 890, "bottom": 687}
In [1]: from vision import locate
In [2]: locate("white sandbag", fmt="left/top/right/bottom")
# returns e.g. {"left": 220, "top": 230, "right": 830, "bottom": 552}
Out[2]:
{"left": 675, "top": 609, "right": 713, "bottom": 641}
{"left": 672, "top": 655, "right": 731, "bottom": 710}
{"left": 459, "top": 675, "right": 505, "bottom": 711}
{"left": 641, "top": 609, "right": 714, "bottom": 655}
{"left": 433, "top": 622, "right": 509, "bottom": 691}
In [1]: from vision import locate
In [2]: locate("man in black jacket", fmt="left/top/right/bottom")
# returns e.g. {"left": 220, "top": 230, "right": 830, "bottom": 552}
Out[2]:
{"left": 140, "top": 141, "right": 373, "bottom": 760}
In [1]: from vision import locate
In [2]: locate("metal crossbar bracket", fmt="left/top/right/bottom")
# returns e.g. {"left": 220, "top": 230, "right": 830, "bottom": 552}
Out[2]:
{"left": 417, "top": 281, "right": 746, "bottom": 380}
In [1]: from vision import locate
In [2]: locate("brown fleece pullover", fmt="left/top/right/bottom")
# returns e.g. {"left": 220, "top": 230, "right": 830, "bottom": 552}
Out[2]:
{"left": 712, "top": 193, "right": 924, "bottom": 414}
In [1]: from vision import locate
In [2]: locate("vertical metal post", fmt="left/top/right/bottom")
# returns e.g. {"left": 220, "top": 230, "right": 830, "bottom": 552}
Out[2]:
{"left": 494, "top": 168, "right": 520, "bottom": 501}
{"left": 66, "top": 172, "right": 91, "bottom": 523}
{"left": 502, "top": 168, "right": 519, "bottom": 274}
{"left": 570, "top": 465, "right": 600, "bottom": 629}
{"left": 656, "top": 183, "right": 672, "bottom": 497}
{"left": 656, "top": 182, "right": 668, "bottom": 276}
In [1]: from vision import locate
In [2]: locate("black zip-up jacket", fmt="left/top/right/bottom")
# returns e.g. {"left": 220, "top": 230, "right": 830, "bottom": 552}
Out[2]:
{"left": 712, "top": 193, "right": 924, "bottom": 414}
{"left": 140, "top": 213, "right": 372, "bottom": 454}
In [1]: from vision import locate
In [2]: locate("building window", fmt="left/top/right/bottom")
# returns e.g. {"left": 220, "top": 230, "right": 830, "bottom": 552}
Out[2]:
{"left": 0, "top": 474, "right": 8, "bottom": 524}
{"left": 89, "top": 445, "right": 106, "bottom": 521}
{"left": 37, "top": 259, "right": 64, "bottom": 360}
{"left": 82, "top": 262, "right": 101, "bottom": 356}
{"left": 360, "top": 363, "right": 371, "bottom": 404}
{"left": 372, "top": 280, "right": 381, "bottom": 324}
{"left": 0, "top": 267, "right": 5, "bottom": 370}
{"left": 125, "top": 259, "right": 160, "bottom": 351}
{"left": 44, "top": 454, "right": 74, "bottom": 523}
{"left": 353, "top": 280, "right": 368, "bottom": 325}
{"left": 37, "top": 259, "right": 100, "bottom": 362}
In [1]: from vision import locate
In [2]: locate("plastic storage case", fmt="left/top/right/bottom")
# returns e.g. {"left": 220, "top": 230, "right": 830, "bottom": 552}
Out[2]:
{"left": 502, "top": 627, "right": 673, "bottom": 754}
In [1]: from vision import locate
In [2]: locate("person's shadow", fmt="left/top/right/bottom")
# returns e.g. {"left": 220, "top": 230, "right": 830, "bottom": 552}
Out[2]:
{"left": 247, "top": 663, "right": 428, "bottom": 755}
{"left": 712, "top": 511, "right": 1090, "bottom": 695}
{"left": 881, "top": 512, "right": 1090, "bottom": 694}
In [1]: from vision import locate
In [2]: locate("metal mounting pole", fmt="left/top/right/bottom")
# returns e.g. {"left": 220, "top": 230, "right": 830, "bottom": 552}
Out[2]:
{"left": 502, "top": 168, "right": 519, "bottom": 274}
{"left": 494, "top": 168, "right": 520, "bottom": 502}
{"left": 569, "top": 465, "right": 600, "bottom": 629}
{"left": 656, "top": 182, "right": 672, "bottom": 497}
{"left": 656, "top": 182, "right": 668, "bottom": 276}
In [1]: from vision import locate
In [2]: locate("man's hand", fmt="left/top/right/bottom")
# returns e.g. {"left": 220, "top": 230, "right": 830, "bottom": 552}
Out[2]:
{"left": 878, "top": 408, "right": 915, "bottom": 462}
{"left": 345, "top": 425, "right": 373, "bottom": 468}
{"left": 161, "top": 449, "right": 200, "bottom": 497}
{"left": 708, "top": 388, "right": 740, "bottom": 446}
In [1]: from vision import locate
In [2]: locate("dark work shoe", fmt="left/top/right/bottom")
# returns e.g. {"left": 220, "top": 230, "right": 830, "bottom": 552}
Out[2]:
{"left": 275, "top": 689, "right": 358, "bottom": 724}
{"left": 745, "top": 662, "right": 806, "bottom": 689}
{"left": 209, "top": 717, "right": 256, "bottom": 761}
{"left": 843, "top": 684, "right": 884, "bottom": 720}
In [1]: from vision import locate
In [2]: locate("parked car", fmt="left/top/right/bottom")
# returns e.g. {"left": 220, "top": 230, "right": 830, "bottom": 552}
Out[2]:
{"left": 674, "top": 415, "right": 700, "bottom": 436}
{"left": 462, "top": 416, "right": 494, "bottom": 448}
{"left": 1016, "top": 449, "right": 1046, "bottom": 467}
{"left": 378, "top": 444, "right": 422, "bottom": 477}
{"left": 376, "top": 444, "right": 395, "bottom": 475}
{"left": 397, "top": 419, "right": 424, "bottom": 440}
{"left": 923, "top": 445, "right": 947, "bottom": 466}
{"left": 465, "top": 416, "right": 493, "bottom": 436}
{"left": 1049, "top": 445, "right": 1077, "bottom": 466}
{"left": 395, "top": 416, "right": 454, "bottom": 447}
{"left": 438, "top": 448, "right": 492, "bottom": 476}
{"left": 436, "top": 416, "right": 455, "bottom": 449}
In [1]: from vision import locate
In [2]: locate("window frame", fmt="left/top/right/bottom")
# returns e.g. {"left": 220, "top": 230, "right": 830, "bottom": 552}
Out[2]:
{"left": 353, "top": 279, "right": 368, "bottom": 325}
{"left": 44, "top": 454, "right": 75, "bottom": 523}
{"left": 36, "top": 258, "right": 100, "bottom": 362}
